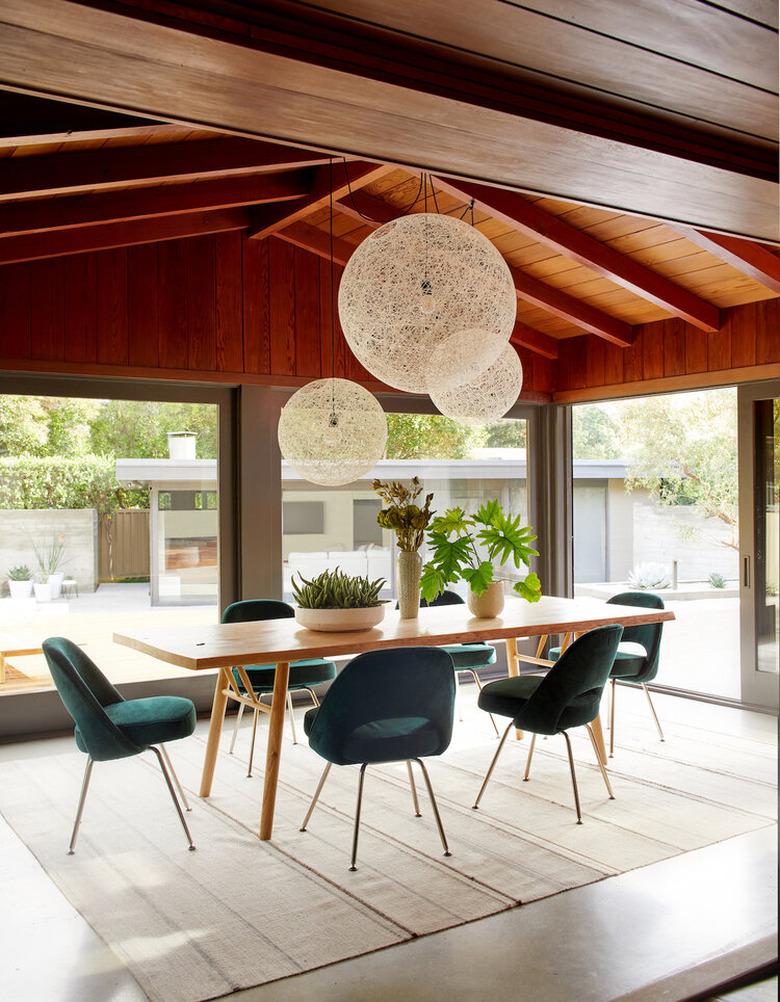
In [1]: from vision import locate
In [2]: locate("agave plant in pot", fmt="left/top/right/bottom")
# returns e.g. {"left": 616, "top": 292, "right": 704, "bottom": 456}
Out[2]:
{"left": 421, "top": 500, "right": 542, "bottom": 618}
{"left": 7, "top": 565, "right": 33, "bottom": 600}
{"left": 373, "top": 476, "right": 434, "bottom": 620}
{"left": 293, "top": 567, "right": 387, "bottom": 633}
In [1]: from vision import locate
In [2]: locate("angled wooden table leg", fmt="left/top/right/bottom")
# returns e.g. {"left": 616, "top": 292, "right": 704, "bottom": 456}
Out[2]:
{"left": 590, "top": 712, "right": 608, "bottom": 766}
{"left": 259, "top": 660, "right": 290, "bottom": 841}
{"left": 505, "top": 637, "right": 524, "bottom": 741}
{"left": 200, "top": 666, "right": 230, "bottom": 797}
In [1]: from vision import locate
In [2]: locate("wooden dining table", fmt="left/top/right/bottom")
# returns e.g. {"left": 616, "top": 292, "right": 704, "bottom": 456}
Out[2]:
{"left": 114, "top": 595, "right": 674, "bottom": 841}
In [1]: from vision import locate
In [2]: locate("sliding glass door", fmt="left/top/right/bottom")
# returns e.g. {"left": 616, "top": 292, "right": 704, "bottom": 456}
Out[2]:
{"left": 739, "top": 381, "right": 780, "bottom": 710}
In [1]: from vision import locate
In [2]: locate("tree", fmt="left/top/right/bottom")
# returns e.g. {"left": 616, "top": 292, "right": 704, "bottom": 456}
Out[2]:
{"left": 385, "top": 413, "right": 481, "bottom": 459}
{"left": 572, "top": 405, "right": 621, "bottom": 459}
{"left": 89, "top": 400, "right": 218, "bottom": 458}
{"left": 482, "top": 420, "right": 527, "bottom": 449}
{"left": 43, "top": 398, "right": 101, "bottom": 456}
{"left": 0, "top": 395, "right": 48, "bottom": 456}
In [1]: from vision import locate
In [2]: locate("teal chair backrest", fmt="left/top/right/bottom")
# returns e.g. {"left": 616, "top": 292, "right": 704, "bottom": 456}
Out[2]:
{"left": 222, "top": 599, "right": 294, "bottom": 624}
{"left": 606, "top": 591, "right": 665, "bottom": 681}
{"left": 42, "top": 638, "right": 141, "bottom": 762}
{"left": 518, "top": 625, "right": 623, "bottom": 734}
{"left": 307, "top": 646, "right": 456, "bottom": 765}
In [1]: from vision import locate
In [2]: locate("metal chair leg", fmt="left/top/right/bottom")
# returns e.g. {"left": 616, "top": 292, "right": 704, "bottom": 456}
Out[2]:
{"left": 585, "top": 724, "right": 615, "bottom": 800}
{"left": 151, "top": 746, "right": 196, "bottom": 850}
{"left": 349, "top": 764, "right": 368, "bottom": 871}
{"left": 522, "top": 732, "right": 537, "bottom": 781}
{"left": 304, "top": 687, "right": 320, "bottom": 707}
{"left": 413, "top": 758, "right": 451, "bottom": 857}
{"left": 299, "top": 761, "right": 332, "bottom": 831}
{"left": 406, "top": 760, "right": 422, "bottom": 817}
{"left": 473, "top": 720, "right": 513, "bottom": 809}
{"left": 642, "top": 684, "right": 665, "bottom": 741}
{"left": 468, "top": 671, "right": 500, "bottom": 737}
{"left": 609, "top": 678, "right": 616, "bottom": 757}
{"left": 456, "top": 673, "right": 464, "bottom": 723}
{"left": 67, "top": 757, "right": 94, "bottom": 855}
{"left": 287, "top": 689, "right": 299, "bottom": 745}
{"left": 561, "top": 731, "right": 583, "bottom": 825}
{"left": 247, "top": 707, "right": 259, "bottom": 778}
{"left": 159, "top": 744, "right": 191, "bottom": 811}
{"left": 229, "top": 702, "right": 245, "bottom": 755}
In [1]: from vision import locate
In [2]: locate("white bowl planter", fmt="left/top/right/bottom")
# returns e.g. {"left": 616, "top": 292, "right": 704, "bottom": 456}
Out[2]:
{"left": 34, "top": 581, "right": 52, "bottom": 603}
{"left": 294, "top": 605, "right": 386, "bottom": 633}
{"left": 9, "top": 579, "right": 33, "bottom": 600}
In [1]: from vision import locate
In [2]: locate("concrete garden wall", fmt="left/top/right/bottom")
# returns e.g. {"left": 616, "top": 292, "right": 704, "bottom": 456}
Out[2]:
{"left": 0, "top": 508, "right": 99, "bottom": 592}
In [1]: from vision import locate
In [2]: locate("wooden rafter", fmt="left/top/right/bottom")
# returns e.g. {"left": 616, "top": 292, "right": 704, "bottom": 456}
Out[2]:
{"left": 248, "top": 162, "right": 392, "bottom": 240}
{"left": 510, "top": 266, "right": 634, "bottom": 347}
{"left": 272, "top": 223, "right": 355, "bottom": 266}
{"left": 0, "top": 209, "right": 248, "bottom": 264}
{"left": 0, "top": 122, "right": 195, "bottom": 150}
{"left": 433, "top": 176, "right": 721, "bottom": 333}
{"left": 0, "top": 170, "right": 313, "bottom": 237}
{"left": 0, "top": 137, "right": 333, "bottom": 202}
{"left": 678, "top": 229, "right": 780, "bottom": 295}
{"left": 509, "top": 323, "right": 560, "bottom": 360}
{"left": 335, "top": 189, "right": 399, "bottom": 227}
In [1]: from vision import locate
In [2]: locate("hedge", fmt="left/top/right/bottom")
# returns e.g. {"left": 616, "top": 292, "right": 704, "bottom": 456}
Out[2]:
{"left": 0, "top": 456, "right": 147, "bottom": 513}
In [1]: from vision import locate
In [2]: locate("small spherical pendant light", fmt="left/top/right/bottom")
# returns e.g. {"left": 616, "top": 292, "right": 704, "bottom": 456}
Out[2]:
{"left": 278, "top": 377, "right": 387, "bottom": 486}
{"left": 338, "top": 212, "right": 517, "bottom": 393}
{"left": 430, "top": 340, "right": 523, "bottom": 426}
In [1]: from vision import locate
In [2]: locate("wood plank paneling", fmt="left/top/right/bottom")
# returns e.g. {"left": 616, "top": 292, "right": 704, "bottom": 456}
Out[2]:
{"left": 63, "top": 253, "right": 97, "bottom": 363}
{"left": 662, "top": 318, "right": 686, "bottom": 377}
{"left": 269, "top": 238, "right": 296, "bottom": 376}
{"left": 127, "top": 243, "right": 159, "bottom": 368}
{"left": 730, "top": 301, "right": 757, "bottom": 368}
{"left": 756, "top": 297, "right": 780, "bottom": 364}
{"left": 293, "top": 246, "right": 321, "bottom": 378}
{"left": 157, "top": 240, "right": 188, "bottom": 369}
{"left": 29, "top": 258, "right": 64, "bottom": 360}
{"left": 0, "top": 263, "right": 30, "bottom": 358}
{"left": 242, "top": 237, "right": 270, "bottom": 374}
{"left": 96, "top": 248, "right": 128, "bottom": 365}
{"left": 186, "top": 236, "right": 216, "bottom": 371}
{"left": 215, "top": 231, "right": 243, "bottom": 372}
{"left": 684, "top": 327, "right": 708, "bottom": 374}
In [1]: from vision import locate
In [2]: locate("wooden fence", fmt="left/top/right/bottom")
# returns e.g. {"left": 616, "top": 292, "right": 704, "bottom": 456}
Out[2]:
{"left": 98, "top": 510, "right": 150, "bottom": 581}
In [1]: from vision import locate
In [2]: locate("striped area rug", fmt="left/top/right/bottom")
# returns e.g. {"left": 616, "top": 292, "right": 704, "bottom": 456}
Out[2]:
{"left": 1, "top": 699, "right": 776, "bottom": 1002}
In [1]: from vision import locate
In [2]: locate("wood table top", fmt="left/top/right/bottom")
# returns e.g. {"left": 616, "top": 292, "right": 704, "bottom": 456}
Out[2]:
{"left": 113, "top": 595, "right": 675, "bottom": 671}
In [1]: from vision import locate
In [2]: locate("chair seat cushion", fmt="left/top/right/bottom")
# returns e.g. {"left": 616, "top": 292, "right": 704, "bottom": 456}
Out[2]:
{"left": 609, "top": 649, "right": 648, "bottom": 679}
{"left": 304, "top": 707, "right": 440, "bottom": 764}
{"left": 233, "top": 658, "right": 337, "bottom": 693}
{"left": 75, "top": 696, "right": 196, "bottom": 751}
{"left": 441, "top": 643, "right": 496, "bottom": 670}
{"left": 477, "top": 675, "right": 544, "bottom": 719}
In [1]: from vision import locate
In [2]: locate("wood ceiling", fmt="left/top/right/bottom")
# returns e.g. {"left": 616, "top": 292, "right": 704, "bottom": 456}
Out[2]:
{"left": 0, "top": 0, "right": 777, "bottom": 240}
{"left": 0, "top": 92, "right": 776, "bottom": 375}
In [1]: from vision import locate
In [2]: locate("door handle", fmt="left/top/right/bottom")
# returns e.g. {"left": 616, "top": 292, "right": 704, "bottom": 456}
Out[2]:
{"left": 743, "top": 555, "right": 751, "bottom": 588}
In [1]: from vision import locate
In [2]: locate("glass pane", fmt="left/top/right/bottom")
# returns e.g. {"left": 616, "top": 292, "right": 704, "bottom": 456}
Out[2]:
{"left": 755, "top": 398, "right": 779, "bottom": 674}
{"left": 572, "top": 388, "right": 740, "bottom": 699}
{"left": 0, "top": 396, "right": 219, "bottom": 695}
{"left": 282, "top": 413, "right": 528, "bottom": 603}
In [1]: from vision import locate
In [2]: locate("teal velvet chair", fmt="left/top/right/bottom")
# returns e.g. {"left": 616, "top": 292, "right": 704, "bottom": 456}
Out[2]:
{"left": 401, "top": 590, "right": 500, "bottom": 736}
{"left": 42, "top": 637, "right": 196, "bottom": 854}
{"left": 299, "top": 646, "right": 456, "bottom": 871}
{"left": 549, "top": 592, "right": 666, "bottom": 756}
{"left": 472, "top": 625, "right": 622, "bottom": 824}
{"left": 222, "top": 599, "right": 337, "bottom": 776}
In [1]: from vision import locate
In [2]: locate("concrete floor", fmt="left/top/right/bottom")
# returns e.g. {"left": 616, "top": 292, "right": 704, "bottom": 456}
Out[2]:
{"left": 0, "top": 688, "right": 775, "bottom": 1002}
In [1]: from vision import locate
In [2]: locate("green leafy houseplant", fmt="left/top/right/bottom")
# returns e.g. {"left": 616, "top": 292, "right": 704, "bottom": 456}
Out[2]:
{"left": 8, "top": 564, "right": 32, "bottom": 581}
{"left": 421, "top": 500, "right": 542, "bottom": 603}
{"left": 292, "top": 567, "right": 386, "bottom": 609}
{"left": 372, "top": 476, "right": 434, "bottom": 552}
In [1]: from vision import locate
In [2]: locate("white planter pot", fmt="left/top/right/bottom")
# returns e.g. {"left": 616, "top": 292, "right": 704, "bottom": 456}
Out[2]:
{"left": 48, "top": 572, "right": 65, "bottom": 599}
{"left": 34, "top": 581, "right": 52, "bottom": 603}
{"left": 9, "top": 579, "right": 33, "bottom": 600}
{"left": 467, "top": 580, "right": 505, "bottom": 619}
{"left": 295, "top": 605, "right": 386, "bottom": 633}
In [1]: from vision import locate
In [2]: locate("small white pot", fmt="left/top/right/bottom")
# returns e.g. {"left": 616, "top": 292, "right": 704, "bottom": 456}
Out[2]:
{"left": 34, "top": 581, "right": 52, "bottom": 603}
{"left": 9, "top": 579, "right": 33, "bottom": 600}
{"left": 467, "top": 581, "right": 505, "bottom": 619}
{"left": 295, "top": 605, "right": 386, "bottom": 633}
{"left": 48, "top": 572, "right": 65, "bottom": 599}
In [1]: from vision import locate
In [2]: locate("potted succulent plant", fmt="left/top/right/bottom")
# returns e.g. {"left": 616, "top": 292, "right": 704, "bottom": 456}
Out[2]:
{"left": 373, "top": 476, "right": 434, "bottom": 620}
{"left": 421, "top": 500, "right": 542, "bottom": 618}
{"left": 293, "top": 567, "right": 387, "bottom": 632}
{"left": 33, "top": 535, "right": 67, "bottom": 599}
{"left": 7, "top": 565, "right": 33, "bottom": 600}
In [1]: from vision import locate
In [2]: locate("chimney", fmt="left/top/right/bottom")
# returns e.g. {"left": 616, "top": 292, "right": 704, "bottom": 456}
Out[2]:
{"left": 167, "top": 432, "right": 197, "bottom": 460}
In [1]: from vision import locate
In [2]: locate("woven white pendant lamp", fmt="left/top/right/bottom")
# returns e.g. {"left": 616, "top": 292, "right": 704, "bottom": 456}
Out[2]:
{"left": 430, "top": 341, "right": 523, "bottom": 426}
{"left": 278, "top": 377, "right": 387, "bottom": 486}
{"left": 338, "top": 212, "right": 516, "bottom": 393}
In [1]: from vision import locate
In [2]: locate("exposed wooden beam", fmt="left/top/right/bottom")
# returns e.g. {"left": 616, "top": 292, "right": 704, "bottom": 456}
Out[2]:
{"left": 273, "top": 223, "right": 355, "bottom": 267}
{"left": 509, "top": 323, "right": 559, "bottom": 360}
{"left": 0, "top": 137, "right": 332, "bottom": 202}
{"left": 335, "top": 189, "right": 400, "bottom": 227}
{"left": 0, "top": 208, "right": 248, "bottom": 264}
{"left": 248, "top": 162, "right": 391, "bottom": 239}
{"left": 510, "top": 266, "right": 634, "bottom": 347}
{"left": 0, "top": 121, "right": 196, "bottom": 150}
{"left": 0, "top": 170, "right": 312, "bottom": 237}
{"left": 678, "top": 229, "right": 780, "bottom": 294}
{"left": 434, "top": 176, "right": 721, "bottom": 333}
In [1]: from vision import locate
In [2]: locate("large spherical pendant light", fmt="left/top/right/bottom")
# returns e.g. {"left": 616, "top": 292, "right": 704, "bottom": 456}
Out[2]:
{"left": 426, "top": 327, "right": 508, "bottom": 391}
{"left": 338, "top": 212, "right": 517, "bottom": 393}
{"left": 278, "top": 377, "right": 387, "bottom": 486}
{"left": 430, "top": 341, "right": 523, "bottom": 426}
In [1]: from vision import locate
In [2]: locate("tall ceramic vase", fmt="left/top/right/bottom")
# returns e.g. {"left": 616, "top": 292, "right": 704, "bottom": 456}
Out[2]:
{"left": 397, "top": 550, "right": 422, "bottom": 620}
